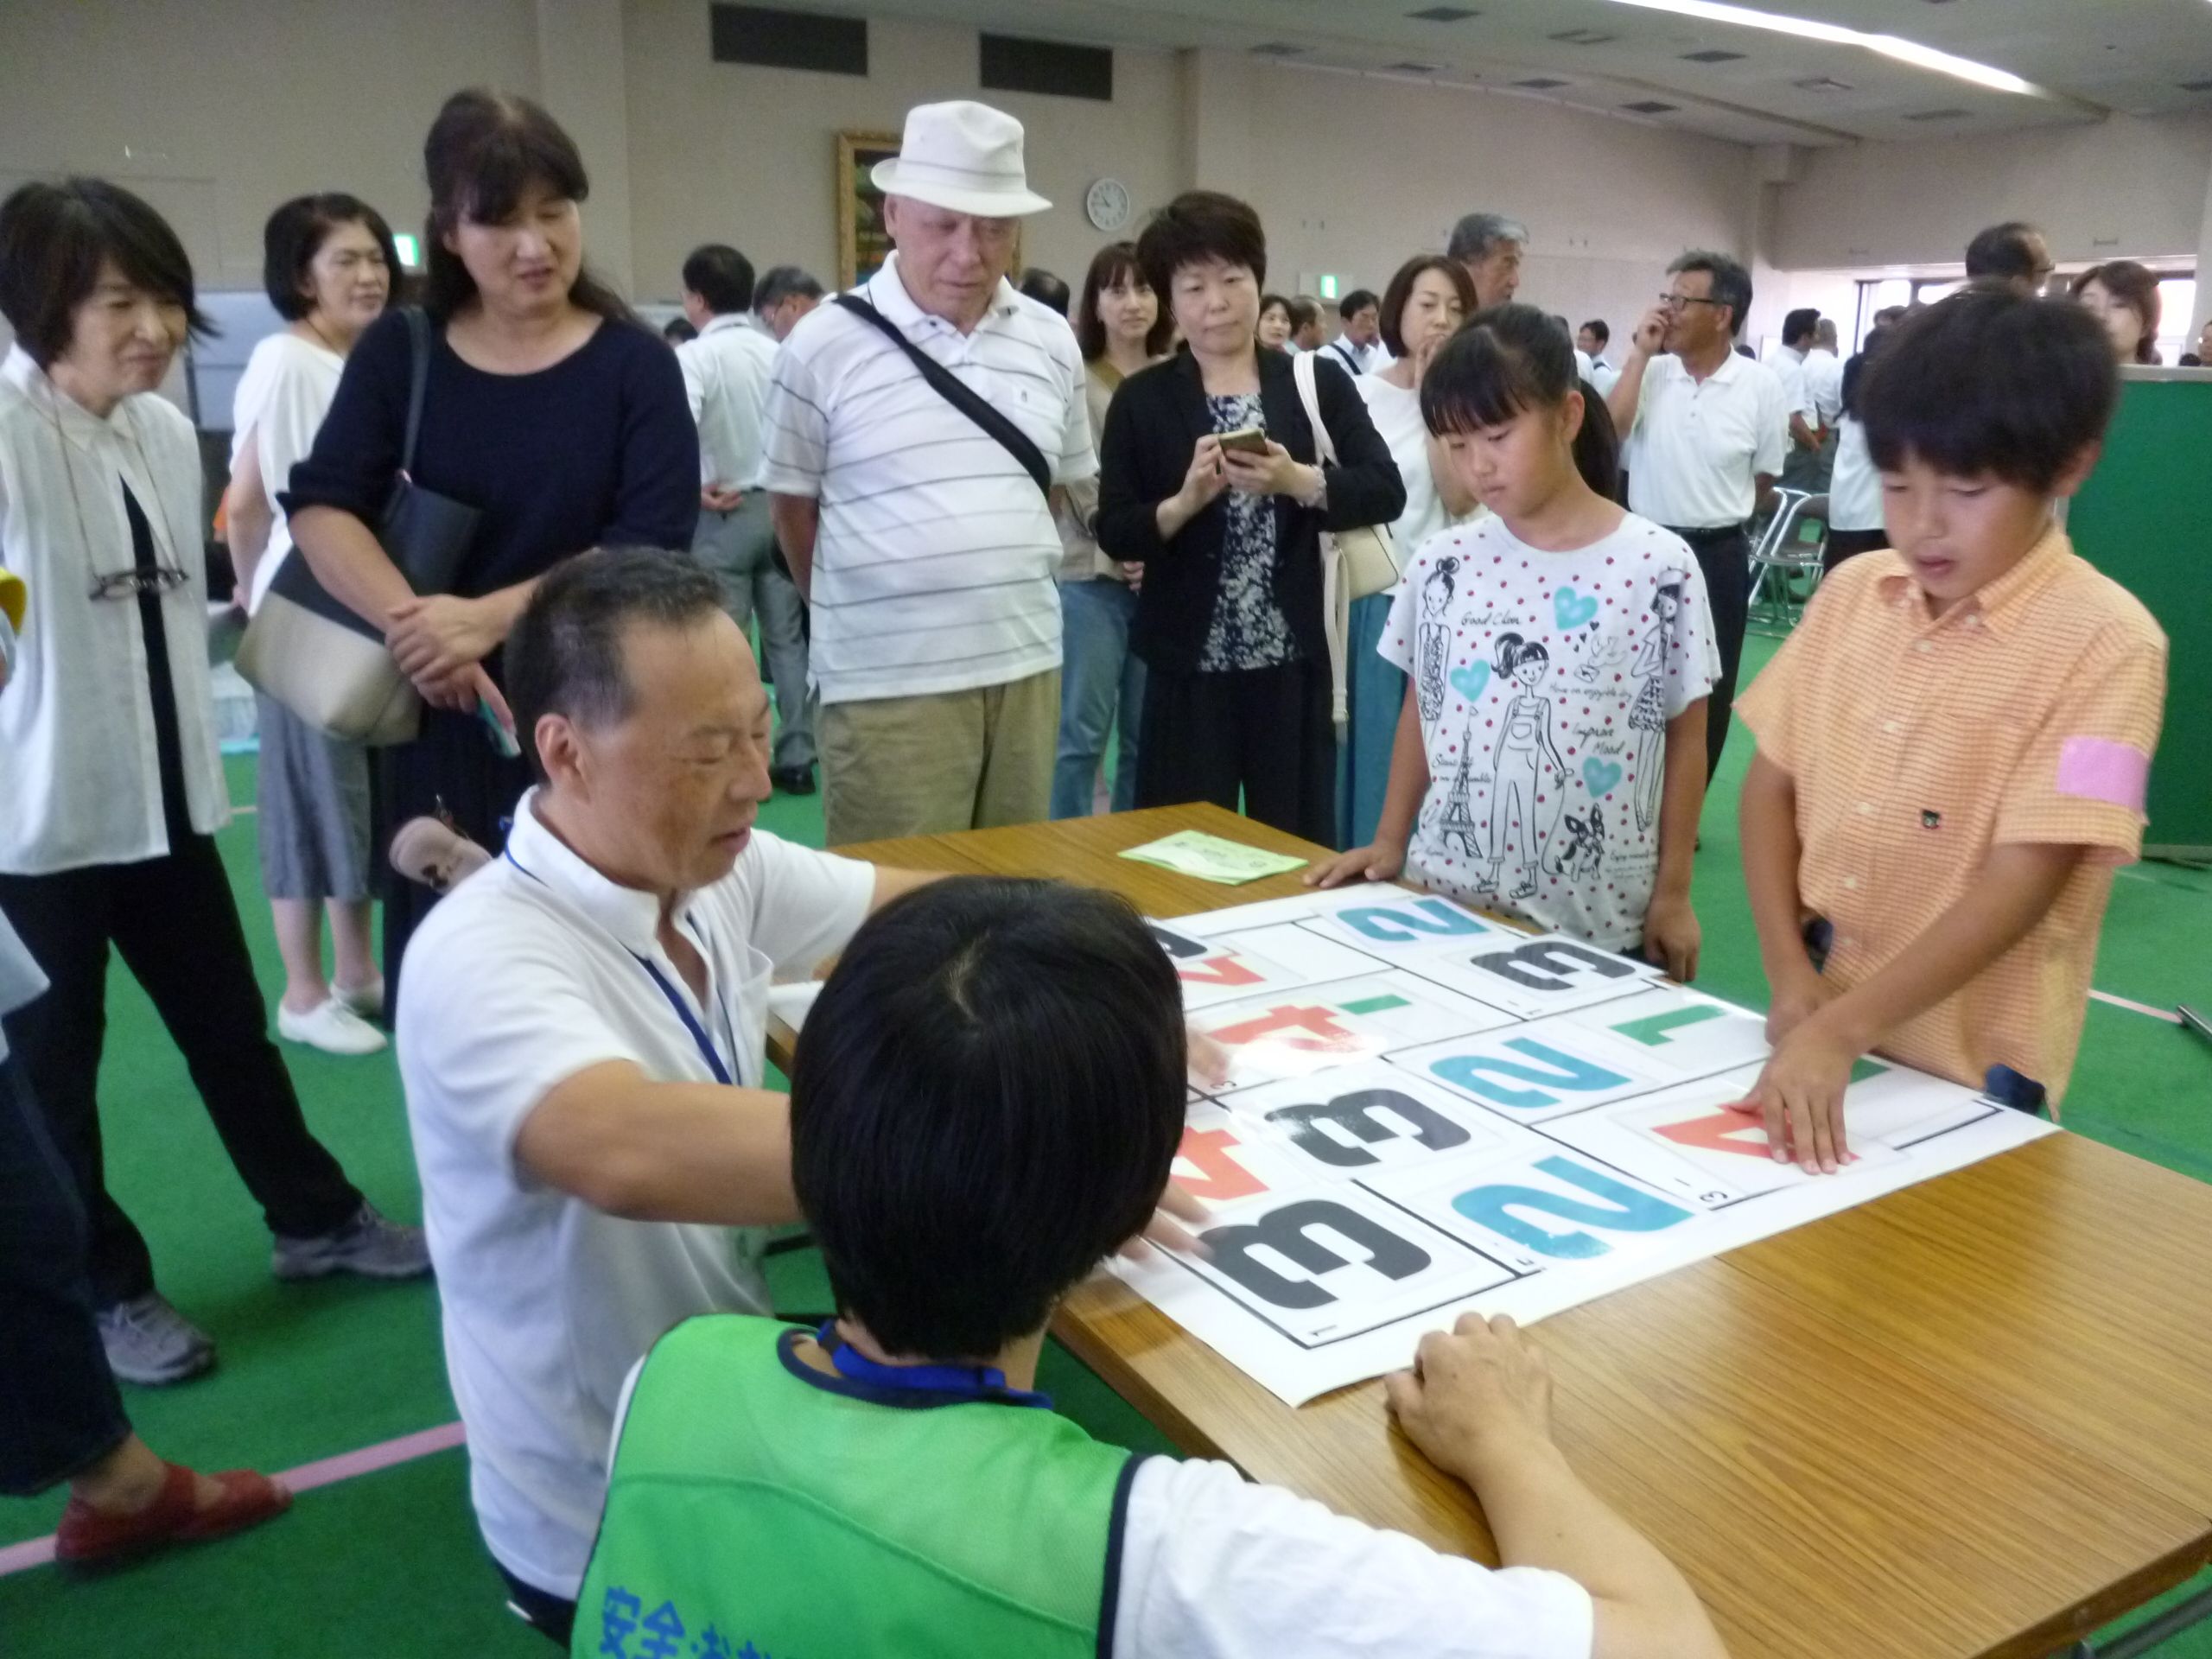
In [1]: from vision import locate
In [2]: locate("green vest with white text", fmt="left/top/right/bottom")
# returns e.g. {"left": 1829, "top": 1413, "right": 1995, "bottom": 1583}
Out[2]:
{"left": 573, "top": 1315, "right": 1137, "bottom": 1659}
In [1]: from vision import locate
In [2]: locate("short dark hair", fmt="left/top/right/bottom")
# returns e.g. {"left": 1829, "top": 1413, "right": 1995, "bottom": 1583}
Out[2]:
{"left": 1378, "top": 256, "right": 1475, "bottom": 358}
{"left": 0, "top": 178, "right": 212, "bottom": 367}
{"left": 261, "top": 194, "right": 403, "bottom": 322}
{"left": 1423, "top": 302, "right": 1619, "bottom": 499}
{"left": 1668, "top": 251, "right": 1751, "bottom": 337}
{"left": 791, "top": 878, "right": 1186, "bottom": 1359}
{"left": 1873, "top": 304, "right": 1910, "bottom": 327}
{"left": 1017, "top": 266, "right": 1070, "bottom": 316}
{"left": 1259, "top": 293, "right": 1291, "bottom": 321}
{"left": 682, "top": 244, "right": 754, "bottom": 315}
{"left": 1287, "top": 296, "right": 1320, "bottom": 332}
{"left": 507, "top": 546, "right": 728, "bottom": 784}
{"left": 1073, "top": 241, "right": 1170, "bottom": 362}
{"left": 1964, "top": 220, "right": 2046, "bottom": 283}
{"left": 1580, "top": 318, "right": 1610, "bottom": 346}
{"left": 754, "top": 264, "right": 823, "bottom": 310}
{"left": 1782, "top": 308, "right": 1821, "bottom": 346}
{"left": 421, "top": 87, "right": 631, "bottom": 327}
{"left": 1862, "top": 285, "right": 2117, "bottom": 493}
{"left": 1136, "top": 190, "right": 1266, "bottom": 302}
{"left": 1446, "top": 212, "right": 1528, "bottom": 265}
{"left": 1339, "top": 288, "right": 1379, "bottom": 321}
{"left": 661, "top": 315, "right": 696, "bottom": 345}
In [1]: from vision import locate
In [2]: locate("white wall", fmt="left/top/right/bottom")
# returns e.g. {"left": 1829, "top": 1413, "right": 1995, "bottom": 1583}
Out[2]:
{"left": 1772, "top": 113, "right": 2212, "bottom": 271}
{"left": 0, "top": 0, "right": 539, "bottom": 291}
{"left": 620, "top": 1, "right": 1188, "bottom": 300}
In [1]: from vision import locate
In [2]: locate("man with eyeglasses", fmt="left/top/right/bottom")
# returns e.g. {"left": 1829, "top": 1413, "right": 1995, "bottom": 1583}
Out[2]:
{"left": 1964, "top": 221, "right": 2055, "bottom": 297}
{"left": 1605, "top": 250, "right": 1787, "bottom": 780}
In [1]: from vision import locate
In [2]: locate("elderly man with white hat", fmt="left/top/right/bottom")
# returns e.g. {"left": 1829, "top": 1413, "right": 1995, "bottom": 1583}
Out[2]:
{"left": 762, "top": 100, "right": 1092, "bottom": 847}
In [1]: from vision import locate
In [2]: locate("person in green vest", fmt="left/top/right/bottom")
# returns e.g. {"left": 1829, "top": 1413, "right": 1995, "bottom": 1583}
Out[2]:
{"left": 577, "top": 877, "right": 1727, "bottom": 1659}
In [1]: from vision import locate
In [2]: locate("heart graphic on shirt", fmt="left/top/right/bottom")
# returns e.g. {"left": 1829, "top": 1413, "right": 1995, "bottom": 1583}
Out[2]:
{"left": 1583, "top": 758, "right": 1623, "bottom": 799}
{"left": 1450, "top": 664, "right": 1491, "bottom": 702}
{"left": 1554, "top": 586, "right": 1599, "bottom": 630}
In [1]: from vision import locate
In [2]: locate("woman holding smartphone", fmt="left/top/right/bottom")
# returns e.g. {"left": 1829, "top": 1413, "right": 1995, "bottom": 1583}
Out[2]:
{"left": 1096, "top": 192, "right": 1402, "bottom": 843}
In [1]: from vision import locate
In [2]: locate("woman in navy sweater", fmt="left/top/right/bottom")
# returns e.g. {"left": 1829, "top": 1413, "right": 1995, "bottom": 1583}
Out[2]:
{"left": 287, "top": 89, "right": 696, "bottom": 999}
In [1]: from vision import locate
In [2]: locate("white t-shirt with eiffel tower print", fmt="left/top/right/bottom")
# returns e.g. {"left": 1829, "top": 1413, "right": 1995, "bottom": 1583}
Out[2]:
{"left": 1379, "top": 512, "right": 1719, "bottom": 951}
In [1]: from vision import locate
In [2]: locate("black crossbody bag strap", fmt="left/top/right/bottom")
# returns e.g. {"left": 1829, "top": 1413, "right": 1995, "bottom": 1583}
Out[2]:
{"left": 398, "top": 305, "right": 432, "bottom": 475}
{"left": 832, "top": 294, "right": 1052, "bottom": 496}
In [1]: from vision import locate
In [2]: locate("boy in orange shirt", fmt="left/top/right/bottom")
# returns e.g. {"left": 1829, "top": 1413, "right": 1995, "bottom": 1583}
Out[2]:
{"left": 1731, "top": 284, "right": 2167, "bottom": 1172}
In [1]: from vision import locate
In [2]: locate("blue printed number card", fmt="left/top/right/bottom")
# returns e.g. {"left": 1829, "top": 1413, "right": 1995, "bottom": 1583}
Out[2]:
{"left": 1121, "top": 883, "right": 2056, "bottom": 1406}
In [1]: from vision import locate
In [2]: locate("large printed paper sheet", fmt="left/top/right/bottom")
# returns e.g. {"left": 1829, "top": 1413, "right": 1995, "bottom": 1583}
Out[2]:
{"left": 1122, "top": 887, "right": 2056, "bottom": 1406}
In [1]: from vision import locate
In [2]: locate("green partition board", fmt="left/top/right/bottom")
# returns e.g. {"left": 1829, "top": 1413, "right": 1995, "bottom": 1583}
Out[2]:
{"left": 2065, "top": 373, "right": 2210, "bottom": 859}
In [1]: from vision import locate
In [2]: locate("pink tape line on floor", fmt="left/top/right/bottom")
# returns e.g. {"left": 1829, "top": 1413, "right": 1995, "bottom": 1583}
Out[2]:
{"left": 0, "top": 1420, "right": 466, "bottom": 1578}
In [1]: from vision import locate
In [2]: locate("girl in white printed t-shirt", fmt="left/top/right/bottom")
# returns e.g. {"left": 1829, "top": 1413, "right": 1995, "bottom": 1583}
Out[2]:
{"left": 1311, "top": 303, "right": 1721, "bottom": 978}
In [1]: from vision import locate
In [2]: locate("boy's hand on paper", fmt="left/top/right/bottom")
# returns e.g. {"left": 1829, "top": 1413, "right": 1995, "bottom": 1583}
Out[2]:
{"left": 1305, "top": 841, "right": 1407, "bottom": 890}
{"left": 1724, "top": 1016, "right": 1857, "bottom": 1174}
{"left": 1385, "top": 1313, "right": 1556, "bottom": 1480}
{"left": 1187, "top": 1031, "right": 1231, "bottom": 1089}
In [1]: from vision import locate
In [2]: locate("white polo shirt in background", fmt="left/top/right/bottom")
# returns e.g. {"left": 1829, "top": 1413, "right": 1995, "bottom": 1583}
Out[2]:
{"left": 760, "top": 253, "right": 1092, "bottom": 706}
{"left": 1624, "top": 350, "right": 1789, "bottom": 530}
{"left": 1804, "top": 346, "right": 1844, "bottom": 428}
{"left": 1772, "top": 344, "right": 1816, "bottom": 428}
{"left": 396, "top": 795, "right": 874, "bottom": 1599}
{"left": 1828, "top": 415, "right": 1883, "bottom": 533}
{"left": 677, "top": 312, "right": 779, "bottom": 493}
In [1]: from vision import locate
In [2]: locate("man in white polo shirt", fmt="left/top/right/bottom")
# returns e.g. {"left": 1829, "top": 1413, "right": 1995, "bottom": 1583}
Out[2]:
{"left": 762, "top": 100, "right": 1091, "bottom": 848}
{"left": 1605, "top": 250, "right": 1786, "bottom": 779}
{"left": 1772, "top": 308, "right": 1827, "bottom": 493}
{"left": 396, "top": 549, "right": 937, "bottom": 1643}
{"left": 676, "top": 242, "right": 816, "bottom": 797}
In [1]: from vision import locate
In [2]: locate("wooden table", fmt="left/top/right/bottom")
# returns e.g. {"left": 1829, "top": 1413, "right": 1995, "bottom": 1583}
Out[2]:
{"left": 779, "top": 804, "right": 2212, "bottom": 1659}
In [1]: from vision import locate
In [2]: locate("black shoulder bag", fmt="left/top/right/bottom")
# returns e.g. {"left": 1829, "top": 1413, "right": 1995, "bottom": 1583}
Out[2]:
{"left": 237, "top": 307, "right": 481, "bottom": 747}
{"left": 832, "top": 294, "right": 1052, "bottom": 496}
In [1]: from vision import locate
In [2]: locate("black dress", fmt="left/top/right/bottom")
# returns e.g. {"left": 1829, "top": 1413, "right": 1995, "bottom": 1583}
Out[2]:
{"left": 283, "top": 310, "right": 698, "bottom": 997}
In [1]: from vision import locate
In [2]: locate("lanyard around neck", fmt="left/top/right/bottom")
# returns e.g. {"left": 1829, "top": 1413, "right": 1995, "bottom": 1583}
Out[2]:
{"left": 817, "top": 1324, "right": 1049, "bottom": 1408}
{"left": 504, "top": 848, "right": 734, "bottom": 1087}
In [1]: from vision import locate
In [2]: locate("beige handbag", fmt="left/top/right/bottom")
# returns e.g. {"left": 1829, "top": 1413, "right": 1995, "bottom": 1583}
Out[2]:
{"left": 1293, "top": 350, "right": 1404, "bottom": 724}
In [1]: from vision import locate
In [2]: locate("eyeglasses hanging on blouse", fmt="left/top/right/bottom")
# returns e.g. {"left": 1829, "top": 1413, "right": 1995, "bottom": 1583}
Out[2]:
{"left": 89, "top": 564, "right": 188, "bottom": 602}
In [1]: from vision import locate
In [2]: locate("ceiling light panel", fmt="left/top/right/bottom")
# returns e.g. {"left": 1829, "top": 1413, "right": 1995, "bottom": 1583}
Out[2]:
{"left": 1598, "top": 0, "right": 2046, "bottom": 96}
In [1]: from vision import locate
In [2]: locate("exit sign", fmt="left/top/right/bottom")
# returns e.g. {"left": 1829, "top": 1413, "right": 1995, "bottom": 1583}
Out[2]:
{"left": 1317, "top": 273, "right": 1341, "bottom": 301}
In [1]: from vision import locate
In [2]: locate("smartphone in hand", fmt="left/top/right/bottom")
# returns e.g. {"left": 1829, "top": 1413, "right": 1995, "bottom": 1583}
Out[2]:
{"left": 1216, "top": 425, "right": 1270, "bottom": 456}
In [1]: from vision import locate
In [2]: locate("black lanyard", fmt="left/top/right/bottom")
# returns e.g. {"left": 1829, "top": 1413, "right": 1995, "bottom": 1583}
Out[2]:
{"left": 504, "top": 849, "right": 734, "bottom": 1086}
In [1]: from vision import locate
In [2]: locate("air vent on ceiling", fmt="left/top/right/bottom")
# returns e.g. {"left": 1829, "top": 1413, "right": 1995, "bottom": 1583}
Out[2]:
{"left": 1793, "top": 75, "right": 1853, "bottom": 92}
{"left": 980, "top": 34, "right": 1113, "bottom": 101}
{"left": 1903, "top": 107, "right": 1970, "bottom": 121}
{"left": 1623, "top": 99, "right": 1680, "bottom": 114}
{"left": 1681, "top": 48, "right": 1745, "bottom": 63}
{"left": 2182, "top": 78, "right": 2212, "bottom": 92}
{"left": 1383, "top": 61, "right": 1443, "bottom": 74}
{"left": 1513, "top": 76, "right": 1571, "bottom": 89}
{"left": 1407, "top": 4, "right": 1481, "bottom": 19}
{"left": 1249, "top": 41, "right": 1309, "bottom": 57}
{"left": 1548, "top": 29, "right": 1618, "bottom": 46}
{"left": 709, "top": 3, "right": 867, "bottom": 76}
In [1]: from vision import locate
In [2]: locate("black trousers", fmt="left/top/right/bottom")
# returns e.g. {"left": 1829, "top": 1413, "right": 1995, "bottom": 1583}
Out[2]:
{"left": 1823, "top": 527, "right": 1887, "bottom": 575}
{"left": 1135, "top": 658, "right": 1338, "bottom": 847}
{"left": 1669, "top": 525, "right": 1751, "bottom": 781}
{"left": 375, "top": 705, "right": 531, "bottom": 1009}
{"left": 0, "top": 834, "right": 361, "bottom": 1310}
{"left": 0, "top": 1056, "right": 131, "bottom": 1494}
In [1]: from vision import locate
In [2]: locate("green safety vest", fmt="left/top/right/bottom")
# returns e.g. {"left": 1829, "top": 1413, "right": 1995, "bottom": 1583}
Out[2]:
{"left": 574, "top": 1315, "right": 1138, "bottom": 1659}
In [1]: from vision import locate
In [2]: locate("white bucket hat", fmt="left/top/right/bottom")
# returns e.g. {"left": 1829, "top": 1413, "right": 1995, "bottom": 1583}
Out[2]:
{"left": 871, "top": 100, "right": 1052, "bottom": 219}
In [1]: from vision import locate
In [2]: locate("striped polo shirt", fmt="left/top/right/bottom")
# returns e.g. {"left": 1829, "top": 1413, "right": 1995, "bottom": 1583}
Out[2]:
{"left": 1738, "top": 525, "right": 2168, "bottom": 1104}
{"left": 760, "top": 255, "right": 1094, "bottom": 704}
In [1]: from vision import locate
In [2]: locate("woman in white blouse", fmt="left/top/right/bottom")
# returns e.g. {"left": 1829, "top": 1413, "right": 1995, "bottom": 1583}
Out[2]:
{"left": 224, "top": 195, "right": 398, "bottom": 1057}
{"left": 0, "top": 180, "right": 424, "bottom": 1389}
{"left": 1341, "top": 255, "right": 1479, "bottom": 848}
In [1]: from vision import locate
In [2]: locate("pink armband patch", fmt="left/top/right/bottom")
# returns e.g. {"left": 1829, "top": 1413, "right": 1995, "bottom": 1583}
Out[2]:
{"left": 2055, "top": 737, "right": 2150, "bottom": 810}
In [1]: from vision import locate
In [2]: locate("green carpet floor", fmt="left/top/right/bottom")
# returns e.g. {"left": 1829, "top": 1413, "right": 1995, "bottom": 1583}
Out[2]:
{"left": 4, "top": 632, "right": 2209, "bottom": 1656}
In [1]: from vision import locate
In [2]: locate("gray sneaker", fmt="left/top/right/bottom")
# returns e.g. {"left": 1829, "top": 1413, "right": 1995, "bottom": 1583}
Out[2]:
{"left": 272, "top": 1203, "right": 432, "bottom": 1282}
{"left": 97, "top": 1294, "right": 215, "bottom": 1386}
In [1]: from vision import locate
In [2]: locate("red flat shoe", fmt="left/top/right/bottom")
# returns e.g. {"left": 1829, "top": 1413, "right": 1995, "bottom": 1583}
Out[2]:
{"left": 55, "top": 1461, "right": 292, "bottom": 1565}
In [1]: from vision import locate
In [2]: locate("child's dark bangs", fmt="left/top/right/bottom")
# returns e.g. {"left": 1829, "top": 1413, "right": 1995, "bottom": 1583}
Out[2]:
{"left": 1421, "top": 334, "right": 1544, "bottom": 438}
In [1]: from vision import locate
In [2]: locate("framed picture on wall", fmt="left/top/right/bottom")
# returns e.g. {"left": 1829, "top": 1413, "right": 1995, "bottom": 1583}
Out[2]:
{"left": 836, "top": 130, "right": 901, "bottom": 289}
